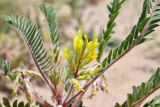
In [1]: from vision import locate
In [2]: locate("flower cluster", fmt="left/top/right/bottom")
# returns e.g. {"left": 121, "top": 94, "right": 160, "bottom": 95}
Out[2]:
{"left": 64, "top": 29, "right": 99, "bottom": 70}
{"left": 64, "top": 29, "right": 99, "bottom": 92}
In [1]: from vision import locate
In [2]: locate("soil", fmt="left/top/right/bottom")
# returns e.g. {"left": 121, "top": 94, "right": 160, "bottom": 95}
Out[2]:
{"left": 0, "top": 0, "right": 160, "bottom": 107}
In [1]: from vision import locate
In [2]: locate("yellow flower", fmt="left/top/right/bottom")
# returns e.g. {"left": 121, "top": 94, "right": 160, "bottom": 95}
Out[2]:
{"left": 64, "top": 48, "right": 72, "bottom": 62}
{"left": 87, "top": 35, "right": 99, "bottom": 51}
{"left": 71, "top": 78, "right": 85, "bottom": 92}
{"left": 85, "top": 52, "right": 98, "bottom": 64}
{"left": 64, "top": 30, "right": 99, "bottom": 69}
{"left": 73, "top": 29, "right": 83, "bottom": 54}
{"left": 84, "top": 35, "right": 99, "bottom": 64}
{"left": 84, "top": 34, "right": 88, "bottom": 44}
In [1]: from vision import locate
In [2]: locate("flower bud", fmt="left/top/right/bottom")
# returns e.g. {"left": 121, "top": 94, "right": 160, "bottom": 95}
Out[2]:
{"left": 71, "top": 78, "right": 85, "bottom": 92}
{"left": 77, "top": 75, "right": 91, "bottom": 80}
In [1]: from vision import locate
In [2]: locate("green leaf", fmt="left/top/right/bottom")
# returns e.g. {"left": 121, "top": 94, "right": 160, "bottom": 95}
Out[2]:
{"left": 143, "top": 95, "right": 160, "bottom": 107}
{"left": 1, "top": 98, "right": 30, "bottom": 107}
{"left": 2, "top": 15, "right": 52, "bottom": 73}
{"left": 13, "top": 100, "right": 18, "bottom": 107}
{"left": 65, "top": 67, "right": 73, "bottom": 80}
{"left": 40, "top": 4, "right": 60, "bottom": 46}
{"left": 18, "top": 102, "right": 24, "bottom": 107}
{"left": 97, "top": 0, "right": 125, "bottom": 61}
{"left": 102, "top": 57, "right": 108, "bottom": 68}
{"left": 3, "top": 97, "right": 11, "bottom": 107}
{"left": 3, "top": 61, "right": 10, "bottom": 75}
{"left": 102, "top": 0, "right": 160, "bottom": 68}
{"left": 25, "top": 103, "right": 30, "bottom": 107}
{"left": 115, "top": 68, "right": 160, "bottom": 107}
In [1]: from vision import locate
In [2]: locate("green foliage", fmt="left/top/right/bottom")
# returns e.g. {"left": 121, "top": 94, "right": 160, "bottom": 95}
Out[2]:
{"left": 0, "top": 53, "right": 10, "bottom": 75}
{"left": 97, "top": 0, "right": 125, "bottom": 61}
{"left": 40, "top": 4, "right": 60, "bottom": 46}
{"left": 1, "top": 97, "right": 30, "bottom": 107}
{"left": 115, "top": 68, "right": 160, "bottom": 107}
{"left": 143, "top": 95, "right": 160, "bottom": 107}
{"left": 102, "top": 0, "right": 160, "bottom": 68}
{"left": 65, "top": 66, "right": 74, "bottom": 80}
{"left": 1, "top": 0, "right": 160, "bottom": 107}
{"left": 2, "top": 15, "right": 53, "bottom": 73}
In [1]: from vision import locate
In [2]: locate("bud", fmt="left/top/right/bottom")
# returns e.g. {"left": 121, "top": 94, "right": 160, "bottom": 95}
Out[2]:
{"left": 89, "top": 65, "right": 102, "bottom": 75}
{"left": 77, "top": 75, "right": 91, "bottom": 80}
{"left": 71, "top": 78, "right": 85, "bottom": 92}
{"left": 73, "top": 29, "right": 83, "bottom": 54}
{"left": 64, "top": 48, "right": 73, "bottom": 64}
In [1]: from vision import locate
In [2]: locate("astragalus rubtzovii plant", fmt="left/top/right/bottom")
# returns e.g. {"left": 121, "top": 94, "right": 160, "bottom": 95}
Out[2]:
{"left": 1, "top": 0, "right": 160, "bottom": 107}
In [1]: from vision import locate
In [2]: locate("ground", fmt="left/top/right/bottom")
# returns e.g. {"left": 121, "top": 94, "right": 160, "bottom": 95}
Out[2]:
{"left": 0, "top": 0, "right": 160, "bottom": 107}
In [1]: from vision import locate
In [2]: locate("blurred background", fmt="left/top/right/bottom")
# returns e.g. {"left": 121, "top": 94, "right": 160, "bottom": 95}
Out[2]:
{"left": 0, "top": 0, "right": 160, "bottom": 106}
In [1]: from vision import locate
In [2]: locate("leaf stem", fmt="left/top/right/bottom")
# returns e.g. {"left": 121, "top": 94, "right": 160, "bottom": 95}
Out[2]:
{"left": 63, "top": 85, "right": 73, "bottom": 104}
{"left": 21, "top": 35, "right": 56, "bottom": 96}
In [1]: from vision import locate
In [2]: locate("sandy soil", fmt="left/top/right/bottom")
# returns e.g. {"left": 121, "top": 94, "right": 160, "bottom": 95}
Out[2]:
{"left": 0, "top": 0, "right": 160, "bottom": 107}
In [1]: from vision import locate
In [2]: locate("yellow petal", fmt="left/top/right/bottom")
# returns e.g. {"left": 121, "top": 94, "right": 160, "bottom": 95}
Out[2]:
{"left": 73, "top": 29, "right": 83, "bottom": 54}
{"left": 64, "top": 48, "right": 71, "bottom": 61}
{"left": 84, "top": 34, "right": 88, "bottom": 44}
{"left": 93, "top": 35, "right": 99, "bottom": 47}
{"left": 85, "top": 51, "right": 98, "bottom": 64}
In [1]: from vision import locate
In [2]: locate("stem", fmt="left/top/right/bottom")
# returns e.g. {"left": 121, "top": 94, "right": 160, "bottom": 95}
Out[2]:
{"left": 72, "top": 93, "right": 84, "bottom": 107}
{"left": 21, "top": 35, "right": 56, "bottom": 95}
{"left": 63, "top": 85, "right": 73, "bottom": 104}
{"left": 32, "top": 91, "right": 54, "bottom": 107}
{"left": 19, "top": 75, "right": 54, "bottom": 107}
